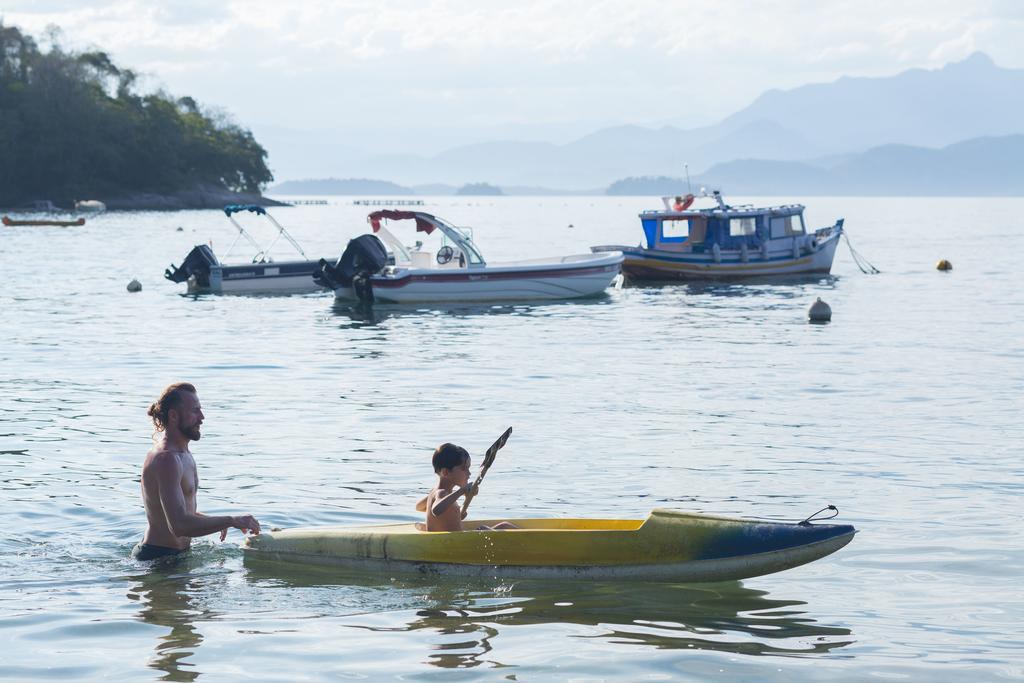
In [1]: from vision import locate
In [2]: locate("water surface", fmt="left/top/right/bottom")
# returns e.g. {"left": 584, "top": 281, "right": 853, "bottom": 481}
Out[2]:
{"left": 1, "top": 197, "right": 1022, "bottom": 680}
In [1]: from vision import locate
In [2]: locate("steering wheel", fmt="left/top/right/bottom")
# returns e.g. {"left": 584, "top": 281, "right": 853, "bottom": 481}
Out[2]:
{"left": 436, "top": 245, "right": 455, "bottom": 265}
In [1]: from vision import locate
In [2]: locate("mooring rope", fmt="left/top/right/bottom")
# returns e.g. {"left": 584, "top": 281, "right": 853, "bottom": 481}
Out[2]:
{"left": 843, "top": 233, "right": 880, "bottom": 274}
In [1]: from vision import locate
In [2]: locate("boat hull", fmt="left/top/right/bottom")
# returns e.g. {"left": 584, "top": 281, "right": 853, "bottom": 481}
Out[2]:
{"left": 242, "top": 509, "right": 856, "bottom": 582}
{"left": 192, "top": 260, "right": 327, "bottom": 295}
{"left": 333, "top": 252, "right": 623, "bottom": 303}
{"left": 3, "top": 215, "right": 85, "bottom": 227}
{"left": 594, "top": 230, "right": 841, "bottom": 281}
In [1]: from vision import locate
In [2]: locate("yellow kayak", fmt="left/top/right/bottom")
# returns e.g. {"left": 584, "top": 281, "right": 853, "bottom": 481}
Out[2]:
{"left": 242, "top": 508, "right": 856, "bottom": 582}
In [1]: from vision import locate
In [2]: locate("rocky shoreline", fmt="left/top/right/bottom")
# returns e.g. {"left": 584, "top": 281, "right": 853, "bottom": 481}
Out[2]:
{"left": 101, "top": 183, "right": 289, "bottom": 210}
{"left": 6, "top": 183, "right": 288, "bottom": 212}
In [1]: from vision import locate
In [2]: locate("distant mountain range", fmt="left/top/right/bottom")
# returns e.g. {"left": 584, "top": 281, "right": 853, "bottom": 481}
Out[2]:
{"left": 267, "top": 53, "right": 1024, "bottom": 195}
{"left": 613, "top": 135, "right": 1024, "bottom": 196}
{"left": 270, "top": 178, "right": 415, "bottom": 195}
{"left": 273, "top": 134, "right": 1024, "bottom": 197}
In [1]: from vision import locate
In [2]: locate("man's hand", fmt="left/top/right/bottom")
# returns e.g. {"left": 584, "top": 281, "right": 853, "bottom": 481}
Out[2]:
{"left": 230, "top": 514, "right": 261, "bottom": 536}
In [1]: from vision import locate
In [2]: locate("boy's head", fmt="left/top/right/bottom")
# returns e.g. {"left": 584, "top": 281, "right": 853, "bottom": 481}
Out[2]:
{"left": 432, "top": 443, "right": 471, "bottom": 483}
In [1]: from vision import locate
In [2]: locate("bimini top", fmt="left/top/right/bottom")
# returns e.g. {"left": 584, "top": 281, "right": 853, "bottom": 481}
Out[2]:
{"left": 368, "top": 210, "right": 440, "bottom": 235}
{"left": 224, "top": 204, "right": 268, "bottom": 217}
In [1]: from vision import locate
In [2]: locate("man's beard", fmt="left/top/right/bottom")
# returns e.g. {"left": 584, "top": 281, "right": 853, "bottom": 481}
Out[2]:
{"left": 181, "top": 423, "right": 202, "bottom": 441}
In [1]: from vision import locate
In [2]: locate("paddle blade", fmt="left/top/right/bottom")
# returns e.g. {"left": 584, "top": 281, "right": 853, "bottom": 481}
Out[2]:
{"left": 482, "top": 427, "right": 512, "bottom": 469}
{"left": 461, "top": 427, "right": 512, "bottom": 520}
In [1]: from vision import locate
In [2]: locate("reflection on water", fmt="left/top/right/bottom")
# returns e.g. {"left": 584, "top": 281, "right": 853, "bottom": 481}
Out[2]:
{"left": 124, "top": 556, "right": 222, "bottom": 682}
{"left": 243, "top": 561, "right": 854, "bottom": 670}
{"left": 329, "top": 295, "right": 613, "bottom": 327}
{"left": 631, "top": 274, "right": 838, "bottom": 298}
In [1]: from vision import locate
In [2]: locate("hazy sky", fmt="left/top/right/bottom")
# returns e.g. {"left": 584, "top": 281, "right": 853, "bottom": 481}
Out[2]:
{"left": 4, "top": 1, "right": 1022, "bottom": 161}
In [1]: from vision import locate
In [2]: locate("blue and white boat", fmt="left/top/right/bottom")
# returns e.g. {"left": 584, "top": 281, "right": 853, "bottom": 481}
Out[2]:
{"left": 592, "top": 191, "right": 844, "bottom": 280}
{"left": 165, "top": 205, "right": 328, "bottom": 294}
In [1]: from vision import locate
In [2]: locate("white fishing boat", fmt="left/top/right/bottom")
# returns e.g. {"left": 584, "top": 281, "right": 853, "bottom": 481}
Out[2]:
{"left": 314, "top": 210, "right": 623, "bottom": 304}
{"left": 165, "top": 205, "right": 328, "bottom": 294}
{"left": 592, "top": 190, "right": 843, "bottom": 280}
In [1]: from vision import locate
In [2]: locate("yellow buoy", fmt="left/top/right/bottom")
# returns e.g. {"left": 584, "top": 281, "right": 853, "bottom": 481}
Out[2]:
{"left": 808, "top": 297, "right": 832, "bottom": 323}
{"left": 936, "top": 259, "right": 952, "bottom": 271}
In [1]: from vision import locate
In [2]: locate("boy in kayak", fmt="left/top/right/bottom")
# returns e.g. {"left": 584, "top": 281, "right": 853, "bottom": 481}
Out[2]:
{"left": 416, "top": 443, "right": 516, "bottom": 531}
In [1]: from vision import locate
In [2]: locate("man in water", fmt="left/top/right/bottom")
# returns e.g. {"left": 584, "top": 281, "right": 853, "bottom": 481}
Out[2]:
{"left": 132, "top": 382, "right": 261, "bottom": 561}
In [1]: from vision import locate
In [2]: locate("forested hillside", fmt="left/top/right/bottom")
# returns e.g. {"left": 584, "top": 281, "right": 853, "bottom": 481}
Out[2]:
{"left": 0, "top": 23, "right": 272, "bottom": 207}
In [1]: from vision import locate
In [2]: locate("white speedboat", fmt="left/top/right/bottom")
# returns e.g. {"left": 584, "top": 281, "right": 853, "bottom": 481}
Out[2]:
{"left": 165, "top": 205, "right": 328, "bottom": 294}
{"left": 315, "top": 210, "right": 623, "bottom": 304}
{"left": 592, "top": 191, "right": 843, "bottom": 280}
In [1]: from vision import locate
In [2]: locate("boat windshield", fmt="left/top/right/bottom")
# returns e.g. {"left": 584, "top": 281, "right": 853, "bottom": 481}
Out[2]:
{"left": 428, "top": 215, "right": 485, "bottom": 266}
{"left": 447, "top": 226, "right": 485, "bottom": 265}
{"left": 375, "top": 226, "right": 413, "bottom": 263}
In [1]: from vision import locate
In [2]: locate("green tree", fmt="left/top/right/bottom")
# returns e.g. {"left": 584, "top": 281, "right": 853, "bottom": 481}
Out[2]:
{"left": 0, "top": 22, "right": 273, "bottom": 206}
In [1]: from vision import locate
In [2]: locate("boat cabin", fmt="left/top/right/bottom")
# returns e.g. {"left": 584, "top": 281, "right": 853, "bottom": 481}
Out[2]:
{"left": 640, "top": 204, "right": 807, "bottom": 253}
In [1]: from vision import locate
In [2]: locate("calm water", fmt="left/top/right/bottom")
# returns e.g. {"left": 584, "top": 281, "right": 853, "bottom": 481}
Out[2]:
{"left": 1, "top": 197, "right": 1022, "bottom": 681}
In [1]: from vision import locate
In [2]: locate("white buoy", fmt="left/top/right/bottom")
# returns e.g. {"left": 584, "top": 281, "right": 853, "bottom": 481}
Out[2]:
{"left": 808, "top": 297, "right": 831, "bottom": 322}
{"left": 127, "top": 279, "right": 142, "bottom": 293}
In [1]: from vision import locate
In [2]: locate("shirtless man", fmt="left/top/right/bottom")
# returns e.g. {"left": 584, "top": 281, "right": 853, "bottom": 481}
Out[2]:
{"left": 131, "top": 382, "right": 260, "bottom": 561}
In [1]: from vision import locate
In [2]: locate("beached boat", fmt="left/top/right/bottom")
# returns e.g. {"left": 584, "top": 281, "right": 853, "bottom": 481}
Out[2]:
{"left": 314, "top": 210, "right": 624, "bottom": 303}
{"left": 165, "top": 204, "right": 328, "bottom": 294}
{"left": 242, "top": 508, "right": 855, "bottom": 582}
{"left": 2, "top": 215, "right": 85, "bottom": 227}
{"left": 591, "top": 191, "right": 844, "bottom": 280}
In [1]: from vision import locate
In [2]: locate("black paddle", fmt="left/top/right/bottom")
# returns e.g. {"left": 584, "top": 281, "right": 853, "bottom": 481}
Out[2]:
{"left": 461, "top": 426, "right": 512, "bottom": 519}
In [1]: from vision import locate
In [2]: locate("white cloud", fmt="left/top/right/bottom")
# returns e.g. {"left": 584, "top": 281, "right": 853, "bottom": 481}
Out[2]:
{"left": 2, "top": 0, "right": 1021, "bottom": 159}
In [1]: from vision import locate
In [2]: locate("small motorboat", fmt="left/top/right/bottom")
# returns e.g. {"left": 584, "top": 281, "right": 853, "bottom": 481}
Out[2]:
{"left": 242, "top": 508, "right": 856, "bottom": 582}
{"left": 2, "top": 215, "right": 85, "bottom": 227}
{"left": 591, "top": 190, "right": 844, "bottom": 280}
{"left": 74, "top": 200, "right": 106, "bottom": 212}
{"left": 314, "top": 210, "right": 623, "bottom": 303}
{"left": 165, "top": 204, "right": 328, "bottom": 294}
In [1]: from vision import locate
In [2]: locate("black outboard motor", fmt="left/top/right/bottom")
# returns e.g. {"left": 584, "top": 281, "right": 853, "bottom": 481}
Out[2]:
{"left": 165, "top": 244, "right": 219, "bottom": 288}
{"left": 314, "top": 234, "right": 388, "bottom": 303}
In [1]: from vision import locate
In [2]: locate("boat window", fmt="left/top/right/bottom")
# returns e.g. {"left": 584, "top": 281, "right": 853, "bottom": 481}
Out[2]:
{"left": 787, "top": 214, "right": 805, "bottom": 235}
{"left": 770, "top": 215, "right": 806, "bottom": 237}
{"left": 660, "top": 218, "right": 690, "bottom": 242}
{"left": 729, "top": 217, "right": 756, "bottom": 237}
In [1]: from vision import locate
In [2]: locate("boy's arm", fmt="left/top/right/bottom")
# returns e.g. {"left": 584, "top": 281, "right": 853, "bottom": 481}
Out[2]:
{"left": 415, "top": 496, "right": 428, "bottom": 512}
{"left": 430, "top": 486, "right": 470, "bottom": 517}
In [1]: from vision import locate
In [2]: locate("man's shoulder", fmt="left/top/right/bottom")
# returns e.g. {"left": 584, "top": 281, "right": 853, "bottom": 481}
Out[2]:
{"left": 144, "top": 447, "right": 185, "bottom": 474}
